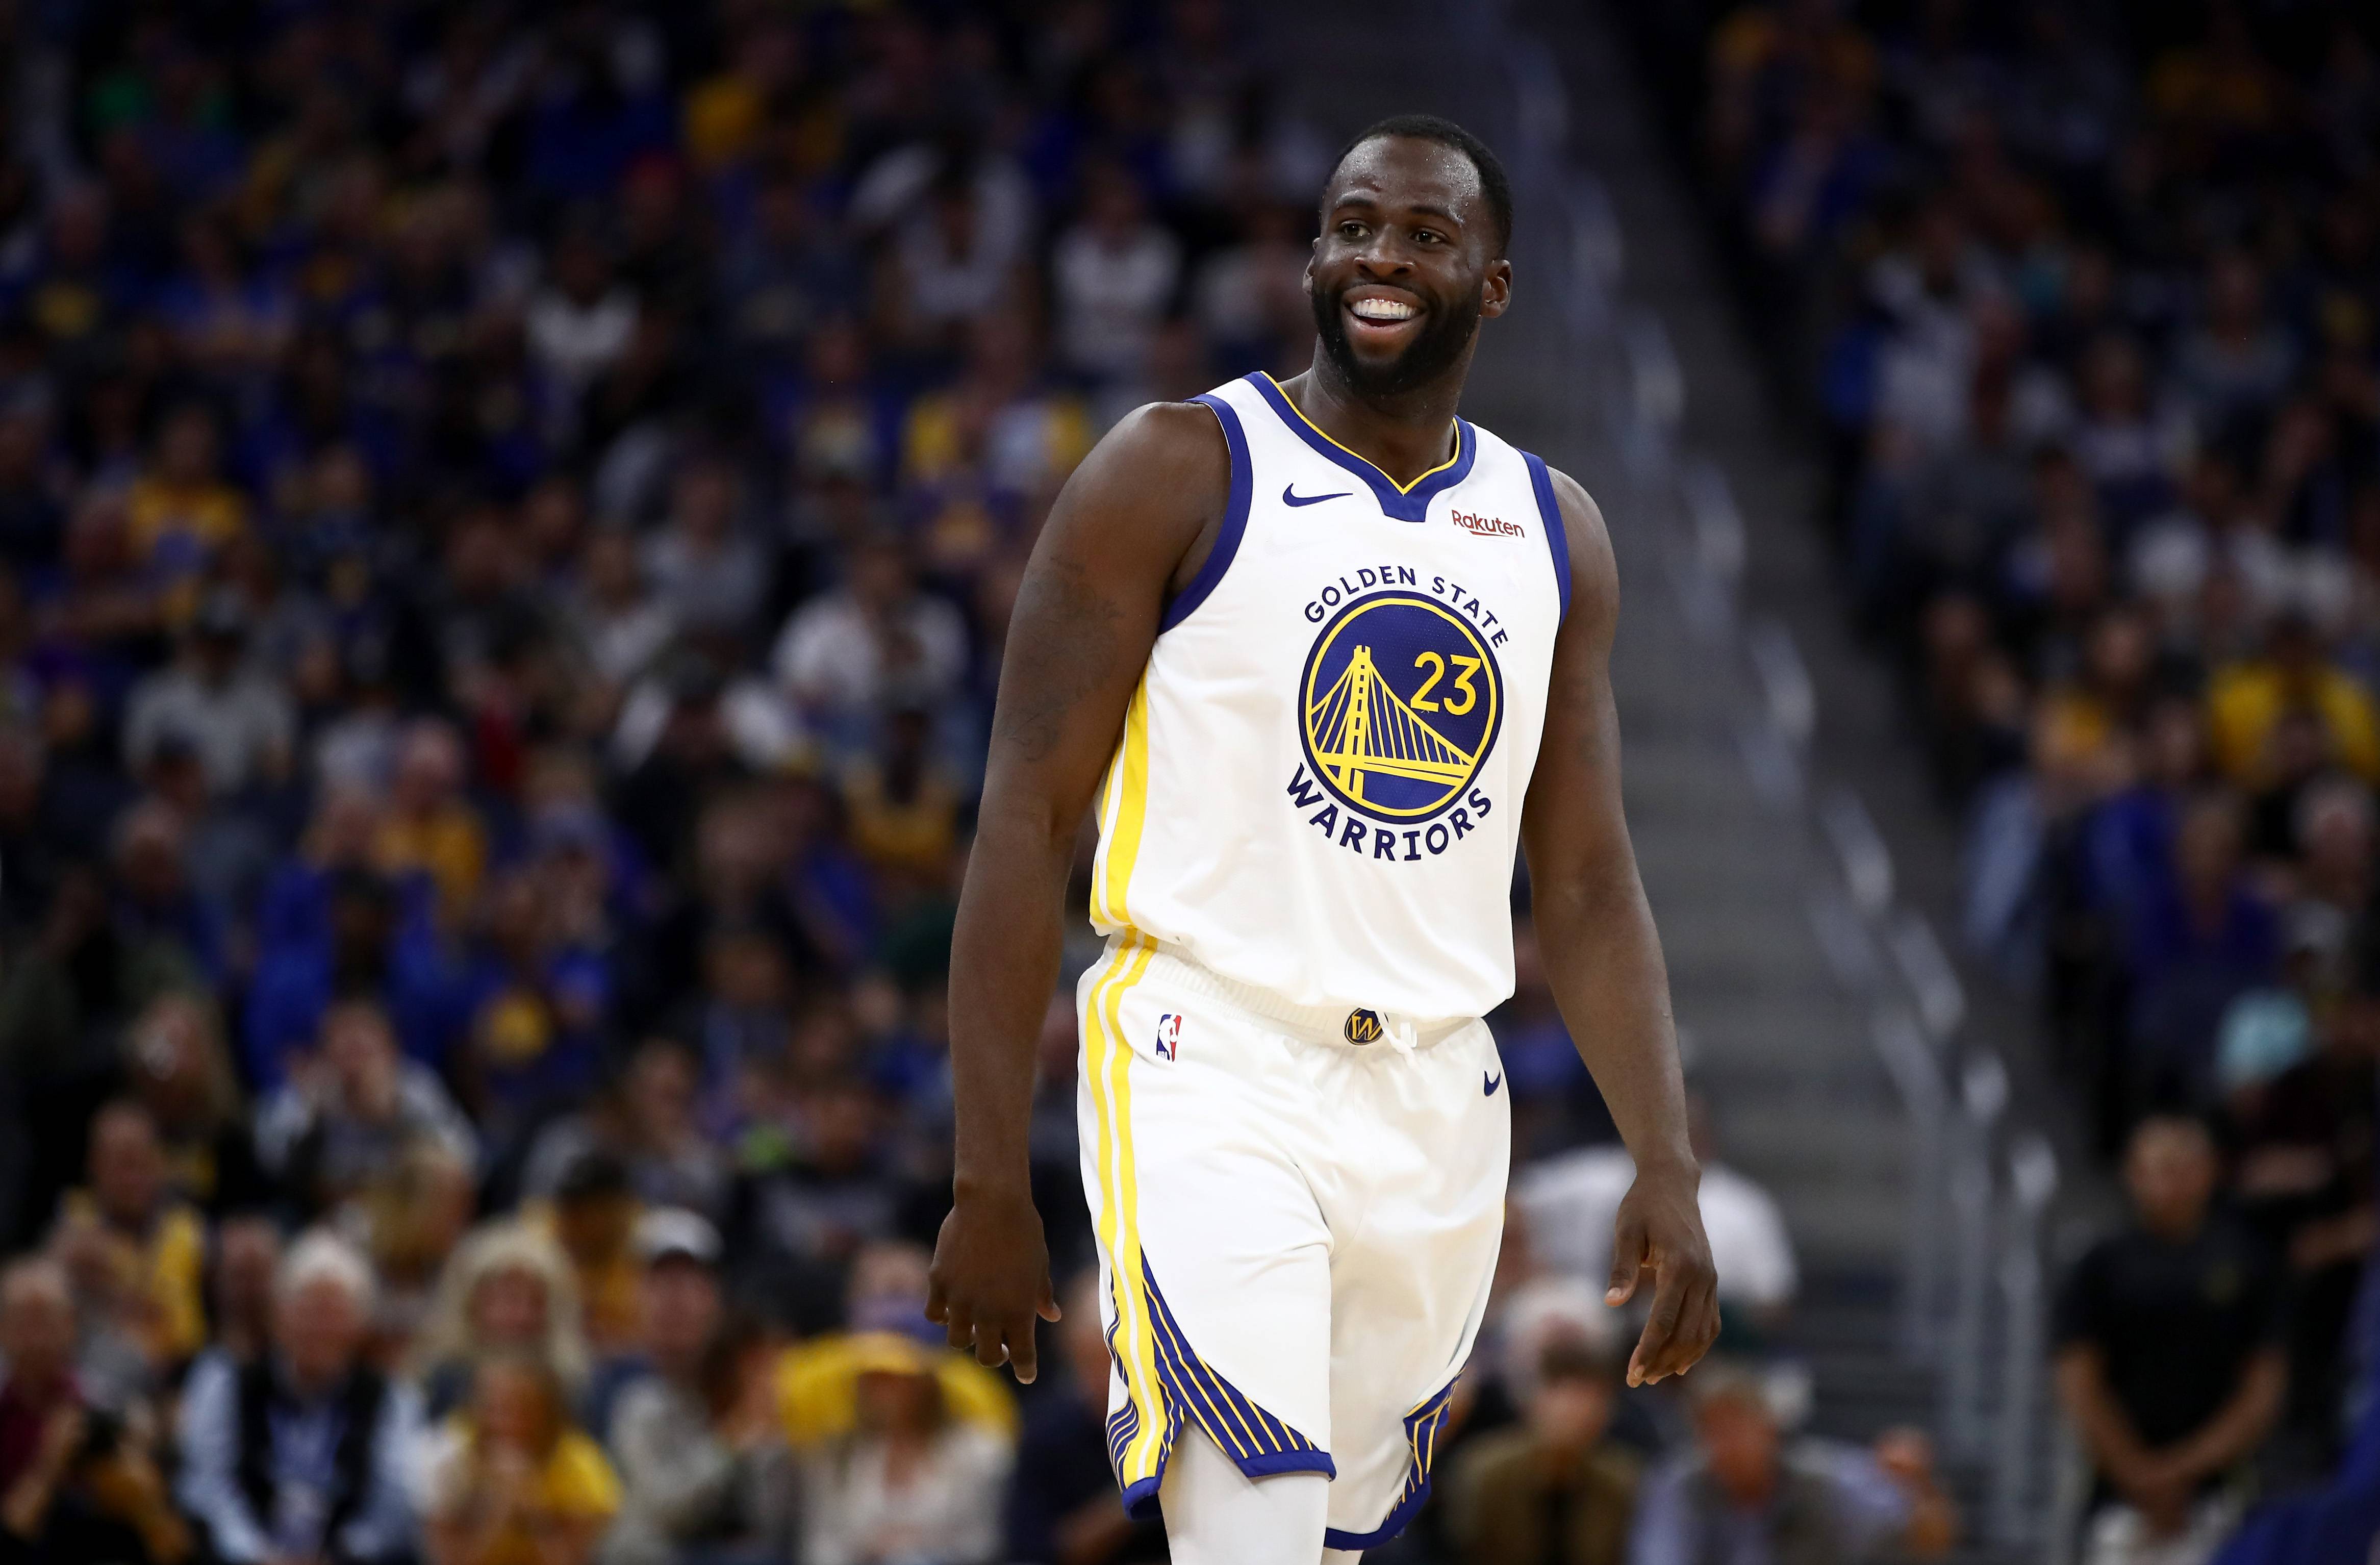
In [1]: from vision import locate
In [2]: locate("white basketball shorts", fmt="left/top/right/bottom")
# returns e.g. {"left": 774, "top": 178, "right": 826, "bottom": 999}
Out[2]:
{"left": 1074, "top": 934, "right": 1510, "bottom": 1549}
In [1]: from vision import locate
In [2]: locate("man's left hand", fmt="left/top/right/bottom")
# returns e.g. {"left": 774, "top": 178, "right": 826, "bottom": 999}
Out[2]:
{"left": 1605, "top": 1159, "right": 1721, "bottom": 1386}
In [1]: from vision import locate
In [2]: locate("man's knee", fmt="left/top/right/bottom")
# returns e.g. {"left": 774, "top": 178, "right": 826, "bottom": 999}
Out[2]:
{"left": 1159, "top": 1425, "right": 1332, "bottom": 1565}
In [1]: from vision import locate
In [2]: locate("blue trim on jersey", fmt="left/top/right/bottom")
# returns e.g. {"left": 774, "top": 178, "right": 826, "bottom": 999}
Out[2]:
{"left": 1320, "top": 1375, "right": 1462, "bottom": 1550}
{"left": 1244, "top": 373, "right": 1476, "bottom": 524}
{"left": 1523, "top": 450, "right": 1573, "bottom": 622}
{"left": 1161, "top": 394, "right": 1254, "bottom": 633}
{"left": 1120, "top": 1474, "right": 1163, "bottom": 1518}
{"left": 1113, "top": 1253, "right": 1333, "bottom": 1519}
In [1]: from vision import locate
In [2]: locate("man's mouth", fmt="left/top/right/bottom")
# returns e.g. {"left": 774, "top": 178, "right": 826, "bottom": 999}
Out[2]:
{"left": 1344, "top": 292, "right": 1425, "bottom": 342}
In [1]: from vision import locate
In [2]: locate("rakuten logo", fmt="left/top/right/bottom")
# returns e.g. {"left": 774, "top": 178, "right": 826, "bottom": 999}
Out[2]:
{"left": 1451, "top": 510, "right": 1524, "bottom": 538}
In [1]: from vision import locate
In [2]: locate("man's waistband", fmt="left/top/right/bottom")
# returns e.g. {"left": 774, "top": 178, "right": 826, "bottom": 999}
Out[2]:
{"left": 1114, "top": 937, "right": 1478, "bottom": 1050}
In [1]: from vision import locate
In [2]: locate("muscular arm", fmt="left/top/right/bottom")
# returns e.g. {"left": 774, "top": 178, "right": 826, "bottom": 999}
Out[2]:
{"left": 928, "top": 402, "right": 1228, "bottom": 1383}
{"left": 1519, "top": 469, "right": 1719, "bottom": 1385}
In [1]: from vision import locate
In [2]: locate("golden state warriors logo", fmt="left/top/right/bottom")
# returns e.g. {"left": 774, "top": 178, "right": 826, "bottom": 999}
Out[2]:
{"left": 1299, "top": 592, "right": 1503, "bottom": 821}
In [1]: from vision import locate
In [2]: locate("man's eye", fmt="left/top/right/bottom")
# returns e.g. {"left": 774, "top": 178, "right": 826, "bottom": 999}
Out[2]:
{"left": 1338, "top": 222, "right": 1366, "bottom": 239}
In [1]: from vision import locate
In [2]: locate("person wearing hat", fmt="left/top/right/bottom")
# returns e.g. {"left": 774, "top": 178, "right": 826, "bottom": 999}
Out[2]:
{"left": 538, "top": 1152, "right": 642, "bottom": 1356}
{"left": 600, "top": 1208, "right": 797, "bottom": 1565}
{"left": 798, "top": 1329, "right": 1012, "bottom": 1565}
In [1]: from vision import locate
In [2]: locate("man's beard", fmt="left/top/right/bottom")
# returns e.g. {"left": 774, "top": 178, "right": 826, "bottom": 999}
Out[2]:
{"left": 1310, "top": 280, "right": 1484, "bottom": 398}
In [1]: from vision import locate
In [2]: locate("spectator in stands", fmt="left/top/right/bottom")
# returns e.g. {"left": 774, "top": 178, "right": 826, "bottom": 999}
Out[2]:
{"left": 421, "top": 1351, "right": 620, "bottom": 1565}
{"left": 726, "top": 1071, "right": 908, "bottom": 1333}
{"left": 53, "top": 1101, "right": 206, "bottom": 1373}
{"left": 123, "top": 406, "right": 246, "bottom": 629}
{"left": 525, "top": 1038, "right": 728, "bottom": 1222}
{"left": 377, "top": 718, "right": 488, "bottom": 924}
{"left": 2207, "top": 615, "right": 2380, "bottom": 791}
{"left": 1005, "top": 1268, "right": 1168, "bottom": 1565}
{"left": 117, "top": 992, "right": 268, "bottom": 1220}
{"left": 119, "top": 594, "right": 293, "bottom": 799}
{"left": 2055, "top": 1116, "right": 2287, "bottom": 1563}
{"left": 799, "top": 1330, "right": 1014, "bottom": 1565}
{"left": 1051, "top": 162, "right": 1182, "bottom": 395}
{"left": 243, "top": 867, "right": 434, "bottom": 1092}
{"left": 771, "top": 535, "right": 969, "bottom": 743}
{"left": 1515, "top": 1090, "right": 1797, "bottom": 1345}
{"left": 601, "top": 1214, "right": 794, "bottom": 1564}
{"left": 542, "top": 1151, "right": 644, "bottom": 1356}
{"left": 0, "top": 865, "right": 195, "bottom": 1235}
{"left": 205, "top": 1216, "right": 280, "bottom": 1367}
{"left": 177, "top": 1231, "right": 421, "bottom": 1565}
{"left": 2124, "top": 790, "right": 2279, "bottom": 1116}
{"left": 361, "top": 1141, "right": 478, "bottom": 1355}
{"left": 1, "top": 1256, "right": 93, "bottom": 1535}
{"left": 775, "top": 1241, "right": 1015, "bottom": 1449}
{"left": 643, "top": 457, "right": 768, "bottom": 641}
{"left": 0, "top": 1256, "right": 189, "bottom": 1565}
{"left": 1446, "top": 1337, "right": 1639, "bottom": 1565}
{"left": 413, "top": 1221, "right": 590, "bottom": 1422}
{"left": 1630, "top": 1360, "right": 1956, "bottom": 1563}
{"left": 2227, "top": 988, "right": 2377, "bottom": 1480}
{"left": 254, "top": 998, "right": 477, "bottom": 1222}
{"left": 585, "top": 1207, "right": 725, "bottom": 1440}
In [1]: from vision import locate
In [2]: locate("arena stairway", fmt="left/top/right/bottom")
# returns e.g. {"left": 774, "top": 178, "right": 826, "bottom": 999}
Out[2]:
{"left": 1259, "top": 0, "right": 2100, "bottom": 1556}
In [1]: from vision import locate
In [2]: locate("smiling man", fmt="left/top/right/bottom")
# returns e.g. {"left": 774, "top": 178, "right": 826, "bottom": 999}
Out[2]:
{"left": 928, "top": 114, "right": 1718, "bottom": 1563}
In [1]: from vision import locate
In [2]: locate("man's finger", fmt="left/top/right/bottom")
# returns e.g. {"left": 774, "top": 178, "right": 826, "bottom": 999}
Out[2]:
{"left": 1631, "top": 1255, "right": 1693, "bottom": 1385}
{"left": 1606, "top": 1213, "right": 1649, "bottom": 1306}
{"left": 974, "top": 1313, "right": 1012, "bottom": 1370}
{"left": 943, "top": 1300, "right": 976, "bottom": 1354}
{"left": 1011, "top": 1317, "right": 1041, "bottom": 1384}
{"left": 1036, "top": 1275, "right": 1063, "bottom": 1324}
{"left": 924, "top": 1279, "right": 950, "bottom": 1326}
{"left": 1648, "top": 1275, "right": 1713, "bottom": 1382}
{"left": 1666, "top": 1274, "right": 1722, "bottom": 1380}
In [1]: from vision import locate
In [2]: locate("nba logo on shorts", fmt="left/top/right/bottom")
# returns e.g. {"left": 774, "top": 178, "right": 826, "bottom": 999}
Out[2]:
{"left": 1154, "top": 1014, "right": 1183, "bottom": 1061}
{"left": 1344, "top": 1008, "right": 1384, "bottom": 1044}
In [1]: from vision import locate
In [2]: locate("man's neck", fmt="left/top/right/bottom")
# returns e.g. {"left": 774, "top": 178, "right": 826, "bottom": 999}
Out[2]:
{"left": 1283, "top": 356, "right": 1467, "bottom": 487}
{"left": 2141, "top": 1213, "right": 2205, "bottom": 1245}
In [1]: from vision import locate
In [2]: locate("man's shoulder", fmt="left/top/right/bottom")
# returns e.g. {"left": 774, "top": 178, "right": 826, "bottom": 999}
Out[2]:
{"left": 1086, "top": 398, "right": 1230, "bottom": 475}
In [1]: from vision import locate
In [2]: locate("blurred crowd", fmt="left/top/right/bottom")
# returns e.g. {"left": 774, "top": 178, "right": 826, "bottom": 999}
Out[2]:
{"left": 1622, "top": 0, "right": 2380, "bottom": 1559}
{"left": 0, "top": 1, "right": 1975, "bottom": 1563}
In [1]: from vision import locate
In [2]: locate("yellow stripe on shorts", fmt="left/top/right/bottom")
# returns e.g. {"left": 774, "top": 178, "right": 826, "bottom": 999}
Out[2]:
{"left": 1084, "top": 935, "right": 1166, "bottom": 1484}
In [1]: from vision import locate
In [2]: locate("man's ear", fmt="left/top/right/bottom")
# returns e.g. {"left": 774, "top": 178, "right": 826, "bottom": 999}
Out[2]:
{"left": 1478, "top": 258, "right": 1514, "bottom": 320}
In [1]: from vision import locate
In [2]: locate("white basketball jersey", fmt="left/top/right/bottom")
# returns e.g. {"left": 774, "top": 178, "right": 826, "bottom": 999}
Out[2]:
{"left": 1087, "top": 372, "right": 1573, "bottom": 1023}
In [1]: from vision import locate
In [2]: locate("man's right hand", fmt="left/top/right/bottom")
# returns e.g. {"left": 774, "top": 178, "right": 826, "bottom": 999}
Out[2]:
{"left": 2115, "top": 1456, "right": 2193, "bottom": 1539}
{"left": 927, "top": 1184, "right": 1061, "bottom": 1384}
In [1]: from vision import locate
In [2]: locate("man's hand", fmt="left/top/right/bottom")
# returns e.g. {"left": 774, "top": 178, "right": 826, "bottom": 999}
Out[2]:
{"left": 927, "top": 1184, "right": 1062, "bottom": 1383}
{"left": 2116, "top": 1456, "right": 2194, "bottom": 1541}
{"left": 1604, "top": 1160, "right": 1720, "bottom": 1386}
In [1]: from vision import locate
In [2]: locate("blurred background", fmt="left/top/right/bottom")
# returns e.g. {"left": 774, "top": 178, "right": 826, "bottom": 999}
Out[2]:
{"left": 0, "top": 0, "right": 2372, "bottom": 1562}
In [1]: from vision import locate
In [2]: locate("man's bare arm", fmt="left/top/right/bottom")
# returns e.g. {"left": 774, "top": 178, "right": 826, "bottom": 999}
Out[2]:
{"left": 2055, "top": 1345, "right": 2156, "bottom": 1483}
{"left": 927, "top": 401, "right": 1227, "bottom": 1383}
{"left": 2158, "top": 1348, "right": 2284, "bottom": 1484}
{"left": 1518, "top": 468, "right": 1719, "bottom": 1386}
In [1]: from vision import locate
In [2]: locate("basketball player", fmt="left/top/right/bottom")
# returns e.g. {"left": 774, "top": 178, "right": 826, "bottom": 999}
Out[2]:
{"left": 928, "top": 115, "right": 1719, "bottom": 1562}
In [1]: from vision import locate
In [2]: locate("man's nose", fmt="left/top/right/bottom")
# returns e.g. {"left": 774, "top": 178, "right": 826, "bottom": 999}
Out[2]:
{"left": 1351, "top": 235, "right": 1413, "bottom": 274}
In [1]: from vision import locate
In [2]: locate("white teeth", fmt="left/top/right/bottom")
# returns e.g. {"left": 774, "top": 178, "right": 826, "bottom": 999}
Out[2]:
{"left": 1350, "top": 298, "right": 1419, "bottom": 322}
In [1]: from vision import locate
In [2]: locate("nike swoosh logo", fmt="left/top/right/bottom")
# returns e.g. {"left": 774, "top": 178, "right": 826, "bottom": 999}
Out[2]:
{"left": 1483, "top": 1071, "right": 1503, "bottom": 1097}
{"left": 1282, "top": 484, "right": 1349, "bottom": 508}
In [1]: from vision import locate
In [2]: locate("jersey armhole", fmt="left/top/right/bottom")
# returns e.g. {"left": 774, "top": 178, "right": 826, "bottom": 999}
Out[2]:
{"left": 1158, "top": 394, "right": 1252, "bottom": 634}
{"left": 1522, "top": 450, "right": 1573, "bottom": 622}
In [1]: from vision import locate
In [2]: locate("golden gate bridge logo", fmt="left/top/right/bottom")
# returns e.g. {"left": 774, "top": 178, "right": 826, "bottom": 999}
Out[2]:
{"left": 1298, "top": 593, "right": 1501, "bottom": 820}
